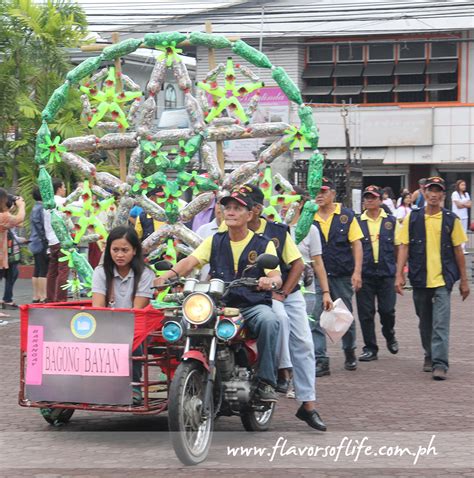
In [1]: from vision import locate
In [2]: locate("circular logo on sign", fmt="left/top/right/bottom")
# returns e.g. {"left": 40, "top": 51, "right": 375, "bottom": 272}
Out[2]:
{"left": 248, "top": 250, "right": 258, "bottom": 264}
{"left": 70, "top": 312, "right": 96, "bottom": 339}
{"left": 340, "top": 215, "right": 349, "bottom": 224}
{"left": 385, "top": 222, "right": 393, "bottom": 230}
{"left": 271, "top": 237, "right": 280, "bottom": 250}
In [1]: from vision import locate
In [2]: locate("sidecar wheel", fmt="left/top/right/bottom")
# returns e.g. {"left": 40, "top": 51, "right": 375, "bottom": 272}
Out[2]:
{"left": 40, "top": 408, "right": 75, "bottom": 426}
{"left": 168, "top": 361, "right": 213, "bottom": 466}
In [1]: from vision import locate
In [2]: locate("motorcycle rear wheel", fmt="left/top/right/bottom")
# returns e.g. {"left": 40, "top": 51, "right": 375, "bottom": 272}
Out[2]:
{"left": 168, "top": 361, "right": 214, "bottom": 466}
{"left": 240, "top": 402, "right": 275, "bottom": 431}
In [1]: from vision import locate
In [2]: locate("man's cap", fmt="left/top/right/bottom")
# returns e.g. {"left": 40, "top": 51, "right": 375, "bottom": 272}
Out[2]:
{"left": 220, "top": 189, "right": 254, "bottom": 210}
{"left": 320, "top": 177, "right": 335, "bottom": 191}
{"left": 424, "top": 176, "right": 446, "bottom": 191}
{"left": 242, "top": 184, "right": 265, "bottom": 205}
{"left": 362, "top": 185, "right": 382, "bottom": 198}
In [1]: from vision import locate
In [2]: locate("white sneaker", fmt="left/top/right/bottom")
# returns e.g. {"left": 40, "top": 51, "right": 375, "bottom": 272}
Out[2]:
{"left": 0, "top": 320, "right": 8, "bottom": 326}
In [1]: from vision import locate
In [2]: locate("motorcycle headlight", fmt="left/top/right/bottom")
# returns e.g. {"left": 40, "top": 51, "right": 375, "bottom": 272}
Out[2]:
{"left": 216, "top": 319, "right": 237, "bottom": 341}
{"left": 162, "top": 321, "right": 183, "bottom": 343}
{"left": 182, "top": 293, "right": 214, "bottom": 325}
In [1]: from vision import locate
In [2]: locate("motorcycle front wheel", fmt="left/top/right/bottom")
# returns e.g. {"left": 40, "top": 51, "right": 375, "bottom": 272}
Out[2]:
{"left": 240, "top": 402, "right": 275, "bottom": 432}
{"left": 168, "top": 361, "right": 214, "bottom": 466}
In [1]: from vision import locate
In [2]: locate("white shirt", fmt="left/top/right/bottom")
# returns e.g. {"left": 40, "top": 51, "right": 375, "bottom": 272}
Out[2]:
{"left": 196, "top": 219, "right": 220, "bottom": 280}
{"left": 395, "top": 205, "right": 411, "bottom": 222}
{"left": 451, "top": 191, "right": 470, "bottom": 219}
{"left": 44, "top": 195, "right": 67, "bottom": 246}
{"left": 289, "top": 224, "right": 322, "bottom": 293}
{"left": 382, "top": 198, "right": 396, "bottom": 215}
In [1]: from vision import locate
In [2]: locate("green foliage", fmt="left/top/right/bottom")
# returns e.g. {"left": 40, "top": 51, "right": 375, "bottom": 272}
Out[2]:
{"left": 0, "top": 0, "right": 89, "bottom": 189}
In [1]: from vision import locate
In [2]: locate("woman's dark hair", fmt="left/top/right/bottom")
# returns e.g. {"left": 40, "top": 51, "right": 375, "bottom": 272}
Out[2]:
{"left": 52, "top": 178, "right": 64, "bottom": 194}
{"left": 401, "top": 191, "right": 412, "bottom": 205}
{"left": 102, "top": 226, "right": 144, "bottom": 305}
{"left": 455, "top": 179, "right": 466, "bottom": 194}
{"left": 32, "top": 186, "right": 42, "bottom": 202}
{"left": 382, "top": 186, "right": 395, "bottom": 199}
{"left": 0, "top": 188, "right": 8, "bottom": 212}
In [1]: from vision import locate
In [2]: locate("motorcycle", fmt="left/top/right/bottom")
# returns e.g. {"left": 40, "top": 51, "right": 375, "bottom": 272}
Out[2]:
{"left": 156, "top": 253, "right": 280, "bottom": 466}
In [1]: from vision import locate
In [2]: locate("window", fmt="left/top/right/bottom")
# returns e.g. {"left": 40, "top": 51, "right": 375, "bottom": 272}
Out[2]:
{"left": 164, "top": 85, "right": 177, "bottom": 109}
{"left": 308, "top": 45, "right": 333, "bottom": 63}
{"left": 303, "top": 37, "right": 460, "bottom": 105}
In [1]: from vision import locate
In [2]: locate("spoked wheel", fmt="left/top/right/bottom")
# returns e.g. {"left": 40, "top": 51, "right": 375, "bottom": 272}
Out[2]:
{"left": 40, "top": 408, "right": 75, "bottom": 426}
{"left": 241, "top": 402, "right": 275, "bottom": 431}
{"left": 168, "top": 361, "right": 213, "bottom": 466}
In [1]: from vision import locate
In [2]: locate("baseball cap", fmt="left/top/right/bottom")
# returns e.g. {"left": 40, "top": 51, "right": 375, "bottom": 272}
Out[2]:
{"left": 320, "top": 177, "right": 335, "bottom": 191}
{"left": 243, "top": 184, "right": 265, "bottom": 205}
{"left": 220, "top": 189, "right": 254, "bottom": 210}
{"left": 424, "top": 176, "right": 446, "bottom": 191}
{"left": 362, "top": 185, "right": 382, "bottom": 198}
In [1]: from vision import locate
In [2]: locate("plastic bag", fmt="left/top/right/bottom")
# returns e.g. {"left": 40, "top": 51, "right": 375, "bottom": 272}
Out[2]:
{"left": 320, "top": 298, "right": 354, "bottom": 343}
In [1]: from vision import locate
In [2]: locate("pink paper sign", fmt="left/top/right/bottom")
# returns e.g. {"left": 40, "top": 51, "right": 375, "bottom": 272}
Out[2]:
{"left": 42, "top": 342, "right": 130, "bottom": 377}
{"left": 26, "top": 325, "right": 44, "bottom": 385}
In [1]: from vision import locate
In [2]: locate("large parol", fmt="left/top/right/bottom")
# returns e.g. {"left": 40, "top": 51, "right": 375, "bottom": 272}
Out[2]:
{"left": 35, "top": 31, "right": 325, "bottom": 295}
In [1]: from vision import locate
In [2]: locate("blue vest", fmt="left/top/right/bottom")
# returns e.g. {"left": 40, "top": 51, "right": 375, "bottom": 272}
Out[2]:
{"left": 209, "top": 231, "right": 272, "bottom": 308}
{"left": 261, "top": 220, "right": 300, "bottom": 293}
{"left": 358, "top": 213, "right": 396, "bottom": 278}
{"left": 314, "top": 207, "right": 356, "bottom": 277}
{"left": 139, "top": 212, "right": 155, "bottom": 241}
{"left": 408, "top": 208, "right": 460, "bottom": 290}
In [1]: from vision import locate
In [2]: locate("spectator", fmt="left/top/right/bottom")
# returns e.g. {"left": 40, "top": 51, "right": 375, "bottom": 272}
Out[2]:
{"left": 29, "top": 187, "right": 49, "bottom": 303}
{"left": 451, "top": 179, "right": 471, "bottom": 254}
{"left": 135, "top": 189, "right": 166, "bottom": 241}
{"left": 3, "top": 228, "right": 27, "bottom": 309}
{"left": 128, "top": 205, "right": 143, "bottom": 226}
{"left": 44, "top": 178, "right": 68, "bottom": 302}
{"left": 395, "top": 192, "right": 412, "bottom": 223}
{"left": 411, "top": 178, "right": 426, "bottom": 210}
{"left": 381, "top": 187, "right": 396, "bottom": 215}
{"left": 396, "top": 187, "right": 410, "bottom": 208}
{"left": 189, "top": 195, "right": 216, "bottom": 232}
{"left": 0, "top": 189, "right": 26, "bottom": 309}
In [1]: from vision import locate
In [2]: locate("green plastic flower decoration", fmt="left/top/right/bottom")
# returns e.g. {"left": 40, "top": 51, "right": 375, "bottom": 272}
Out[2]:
{"left": 61, "top": 277, "right": 90, "bottom": 296}
{"left": 80, "top": 67, "right": 142, "bottom": 130}
{"left": 38, "top": 134, "right": 66, "bottom": 164}
{"left": 170, "top": 140, "right": 192, "bottom": 171}
{"left": 156, "top": 44, "right": 183, "bottom": 67}
{"left": 283, "top": 125, "right": 311, "bottom": 152}
{"left": 141, "top": 140, "right": 170, "bottom": 169}
{"left": 58, "top": 249, "right": 75, "bottom": 267}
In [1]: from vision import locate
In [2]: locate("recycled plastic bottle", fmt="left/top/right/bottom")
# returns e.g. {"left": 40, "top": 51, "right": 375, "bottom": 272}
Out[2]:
{"left": 35, "top": 122, "right": 50, "bottom": 166}
{"left": 66, "top": 56, "right": 103, "bottom": 84}
{"left": 71, "top": 250, "right": 94, "bottom": 287}
{"left": 189, "top": 32, "right": 231, "bottom": 49}
{"left": 42, "top": 83, "right": 70, "bottom": 122}
{"left": 307, "top": 152, "right": 324, "bottom": 198}
{"left": 37, "top": 167, "right": 56, "bottom": 210}
{"left": 272, "top": 67, "right": 303, "bottom": 105}
{"left": 184, "top": 133, "right": 204, "bottom": 158}
{"left": 144, "top": 32, "right": 187, "bottom": 48}
{"left": 102, "top": 39, "right": 143, "bottom": 61}
{"left": 295, "top": 201, "right": 318, "bottom": 244}
{"left": 232, "top": 40, "right": 273, "bottom": 69}
{"left": 50, "top": 211, "right": 74, "bottom": 249}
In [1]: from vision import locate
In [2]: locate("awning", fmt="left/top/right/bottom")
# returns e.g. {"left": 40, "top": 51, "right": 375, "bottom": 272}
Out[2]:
{"left": 426, "top": 60, "right": 458, "bottom": 74}
{"left": 302, "top": 86, "right": 333, "bottom": 95}
{"left": 425, "top": 83, "right": 457, "bottom": 91}
{"left": 332, "top": 85, "right": 363, "bottom": 95}
{"left": 302, "top": 65, "right": 333, "bottom": 78}
{"left": 394, "top": 61, "right": 425, "bottom": 75}
{"left": 393, "top": 84, "right": 425, "bottom": 92}
{"left": 362, "top": 84, "right": 393, "bottom": 93}
{"left": 333, "top": 64, "right": 364, "bottom": 77}
{"left": 364, "top": 62, "right": 394, "bottom": 76}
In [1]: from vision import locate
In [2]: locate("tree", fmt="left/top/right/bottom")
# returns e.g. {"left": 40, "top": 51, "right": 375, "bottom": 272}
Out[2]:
{"left": 0, "top": 0, "right": 89, "bottom": 199}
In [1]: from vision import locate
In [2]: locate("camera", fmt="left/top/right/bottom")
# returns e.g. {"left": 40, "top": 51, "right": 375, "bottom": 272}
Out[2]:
{"left": 6, "top": 194, "right": 19, "bottom": 209}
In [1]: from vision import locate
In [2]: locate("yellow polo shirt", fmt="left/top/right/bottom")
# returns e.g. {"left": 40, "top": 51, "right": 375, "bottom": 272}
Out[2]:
{"left": 219, "top": 218, "right": 302, "bottom": 265}
{"left": 360, "top": 209, "right": 387, "bottom": 263}
{"left": 135, "top": 215, "right": 166, "bottom": 240}
{"left": 399, "top": 211, "right": 467, "bottom": 288}
{"left": 314, "top": 203, "right": 364, "bottom": 243}
{"left": 191, "top": 230, "right": 280, "bottom": 275}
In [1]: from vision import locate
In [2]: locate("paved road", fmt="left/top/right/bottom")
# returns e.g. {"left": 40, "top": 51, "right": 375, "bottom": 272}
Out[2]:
{"left": 0, "top": 280, "right": 473, "bottom": 477}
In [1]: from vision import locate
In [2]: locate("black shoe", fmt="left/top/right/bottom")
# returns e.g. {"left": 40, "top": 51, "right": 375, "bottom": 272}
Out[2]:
{"left": 344, "top": 349, "right": 357, "bottom": 371}
{"left": 358, "top": 350, "right": 378, "bottom": 362}
{"left": 315, "top": 360, "right": 330, "bottom": 377}
{"left": 432, "top": 368, "right": 447, "bottom": 381}
{"left": 256, "top": 382, "right": 279, "bottom": 402}
{"left": 387, "top": 339, "right": 399, "bottom": 355}
{"left": 276, "top": 378, "right": 291, "bottom": 394}
{"left": 295, "top": 405, "right": 327, "bottom": 432}
{"left": 423, "top": 357, "right": 432, "bottom": 372}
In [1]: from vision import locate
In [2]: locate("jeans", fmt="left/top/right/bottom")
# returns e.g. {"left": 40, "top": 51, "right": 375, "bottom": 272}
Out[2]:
{"left": 356, "top": 276, "right": 396, "bottom": 353}
{"left": 241, "top": 304, "right": 280, "bottom": 387}
{"left": 133, "top": 344, "right": 143, "bottom": 384}
{"left": 310, "top": 275, "right": 356, "bottom": 361}
{"left": 412, "top": 287, "right": 451, "bottom": 371}
{"left": 273, "top": 291, "right": 316, "bottom": 402}
{"left": 3, "top": 262, "right": 19, "bottom": 303}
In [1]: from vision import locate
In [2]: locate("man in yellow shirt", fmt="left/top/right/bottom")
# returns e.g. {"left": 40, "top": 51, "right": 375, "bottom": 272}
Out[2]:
{"left": 155, "top": 190, "right": 283, "bottom": 402}
{"left": 312, "top": 177, "right": 364, "bottom": 376}
{"left": 356, "top": 186, "right": 398, "bottom": 362}
{"left": 396, "top": 177, "right": 470, "bottom": 380}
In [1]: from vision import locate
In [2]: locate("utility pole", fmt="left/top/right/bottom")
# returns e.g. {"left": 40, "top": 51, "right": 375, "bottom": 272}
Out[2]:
{"left": 341, "top": 101, "right": 352, "bottom": 208}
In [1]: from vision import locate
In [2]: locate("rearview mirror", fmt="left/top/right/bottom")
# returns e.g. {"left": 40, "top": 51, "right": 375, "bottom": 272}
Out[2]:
{"left": 154, "top": 260, "right": 173, "bottom": 271}
{"left": 256, "top": 253, "right": 279, "bottom": 270}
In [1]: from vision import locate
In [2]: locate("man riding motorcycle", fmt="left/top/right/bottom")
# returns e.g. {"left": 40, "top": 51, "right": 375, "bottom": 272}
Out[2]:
{"left": 154, "top": 190, "right": 282, "bottom": 402}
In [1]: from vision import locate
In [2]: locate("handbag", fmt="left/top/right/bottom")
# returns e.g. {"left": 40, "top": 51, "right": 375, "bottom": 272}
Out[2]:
{"left": 7, "top": 230, "right": 21, "bottom": 264}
